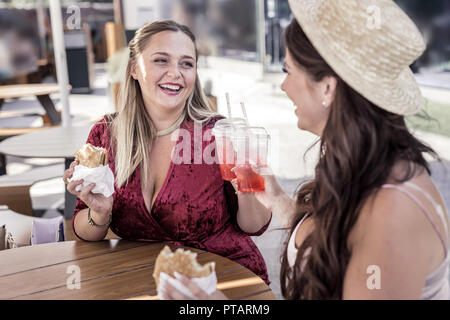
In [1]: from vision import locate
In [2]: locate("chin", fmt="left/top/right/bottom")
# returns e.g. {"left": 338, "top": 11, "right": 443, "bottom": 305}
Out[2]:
{"left": 159, "top": 98, "right": 185, "bottom": 110}
{"left": 297, "top": 121, "right": 313, "bottom": 134}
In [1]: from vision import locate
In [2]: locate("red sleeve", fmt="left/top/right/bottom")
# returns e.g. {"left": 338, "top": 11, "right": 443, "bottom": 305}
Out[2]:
{"left": 71, "top": 115, "right": 113, "bottom": 240}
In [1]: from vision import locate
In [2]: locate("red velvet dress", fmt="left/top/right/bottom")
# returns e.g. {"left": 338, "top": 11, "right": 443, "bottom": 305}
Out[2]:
{"left": 72, "top": 115, "right": 270, "bottom": 284}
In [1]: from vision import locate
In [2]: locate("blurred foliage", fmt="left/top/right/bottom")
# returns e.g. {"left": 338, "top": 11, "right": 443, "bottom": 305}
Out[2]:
{"left": 406, "top": 99, "right": 450, "bottom": 138}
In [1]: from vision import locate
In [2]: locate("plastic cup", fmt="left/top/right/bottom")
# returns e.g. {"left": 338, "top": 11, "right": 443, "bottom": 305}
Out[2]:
{"left": 214, "top": 117, "right": 247, "bottom": 128}
{"left": 233, "top": 127, "right": 270, "bottom": 193}
{"left": 212, "top": 118, "right": 247, "bottom": 181}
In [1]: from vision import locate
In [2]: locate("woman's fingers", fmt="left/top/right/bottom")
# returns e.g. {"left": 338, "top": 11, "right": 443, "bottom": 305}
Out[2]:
{"left": 63, "top": 160, "right": 79, "bottom": 184}
{"left": 159, "top": 273, "right": 227, "bottom": 300}
{"left": 80, "top": 183, "right": 96, "bottom": 199}
{"left": 161, "top": 280, "right": 190, "bottom": 300}
{"left": 63, "top": 171, "right": 70, "bottom": 184}
{"left": 251, "top": 164, "right": 274, "bottom": 177}
{"left": 70, "top": 160, "right": 79, "bottom": 170}
{"left": 159, "top": 273, "right": 194, "bottom": 300}
{"left": 230, "top": 178, "right": 240, "bottom": 194}
{"left": 159, "top": 273, "right": 209, "bottom": 300}
{"left": 63, "top": 170, "right": 74, "bottom": 184}
{"left": 67, "top": 179, "right": 83, "bottom": 195}
{"left": 174, "top": 272, "right": 210, "bottom": 299}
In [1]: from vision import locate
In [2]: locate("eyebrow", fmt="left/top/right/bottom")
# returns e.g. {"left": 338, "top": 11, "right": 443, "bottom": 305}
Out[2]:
{"left": 152, "top": 52, "right": 195, "bottom": 61}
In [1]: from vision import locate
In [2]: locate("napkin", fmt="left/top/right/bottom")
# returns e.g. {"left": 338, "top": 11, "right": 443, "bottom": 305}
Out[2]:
{"left": 68, "top": 164, "right": 115, "bottom": 197}
{"left": 157, "top": 271, "right": 218, "bottom": 300}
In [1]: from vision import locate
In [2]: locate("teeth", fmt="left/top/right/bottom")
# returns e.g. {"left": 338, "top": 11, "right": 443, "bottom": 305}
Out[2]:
{"left": 160, "top": 84, "right": 181, "bottom": 91}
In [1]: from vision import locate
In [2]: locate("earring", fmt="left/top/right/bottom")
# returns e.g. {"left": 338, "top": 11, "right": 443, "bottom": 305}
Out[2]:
{"left": 322, "top": 101, "right": 327, "bottom": 108}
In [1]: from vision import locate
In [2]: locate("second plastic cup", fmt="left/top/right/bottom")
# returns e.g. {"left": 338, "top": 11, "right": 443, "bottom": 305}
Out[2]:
{"left": 212, "top": 118, "right": 247, "bottom": 181}
{"left": 232, "top": 127, "right": 270, "bottom": 193}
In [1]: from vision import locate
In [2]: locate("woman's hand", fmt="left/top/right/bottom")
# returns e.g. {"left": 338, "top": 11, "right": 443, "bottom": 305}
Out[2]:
{"left": 160, "top": 272, "right": 228, "bottom": 300}
{"left": 63, "top": 160, "right": 113, "bottom": 217}
{"left": 231, "top": 164, "right": 283, "bottom": 211}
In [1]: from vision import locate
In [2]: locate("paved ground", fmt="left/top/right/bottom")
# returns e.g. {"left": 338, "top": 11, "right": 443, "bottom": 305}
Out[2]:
{"left": 2, "top": 61, "right": 449, "bottom": 299}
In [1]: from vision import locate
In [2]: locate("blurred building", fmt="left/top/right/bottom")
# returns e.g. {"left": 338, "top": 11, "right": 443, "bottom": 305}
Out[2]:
{"left": 0, "top": 0, "right": 115, "bottom": 84}
{"left": 0, "top": 0, "right": 448, "bottom": 83}
{"left": 0, "top": 8, "right": 39, "bottom": 80}
{"left": 122, "top": 0, "right": 261, "bottom": 61}
{"left": 395, "top": 0, "right": 450, "bottom": 72}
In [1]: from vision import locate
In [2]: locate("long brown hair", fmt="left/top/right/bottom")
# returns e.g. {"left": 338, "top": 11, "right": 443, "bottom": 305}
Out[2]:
{"left": 279, "top": 19, "right": 440, "bottom": 299}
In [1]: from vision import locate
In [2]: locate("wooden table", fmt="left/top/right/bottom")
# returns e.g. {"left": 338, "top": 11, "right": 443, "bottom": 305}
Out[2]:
{"left": 0, "top": 124, "right": 93, "bottom": 218}
{"left": 0, "top": 241, "right": 276, "bottom": 300}
{"left": 0, "top": 84, "right": 64, "bottom": 125}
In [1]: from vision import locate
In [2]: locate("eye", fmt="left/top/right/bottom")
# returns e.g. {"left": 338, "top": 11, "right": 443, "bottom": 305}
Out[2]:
{"left": 181, "top": 61, "right": 194, "bottom": 68}
{"left": 282, "top": 64, "right": 288, "bottom": 74}
{"left": 154, "top": 58, "right": 168, "bottom": 64}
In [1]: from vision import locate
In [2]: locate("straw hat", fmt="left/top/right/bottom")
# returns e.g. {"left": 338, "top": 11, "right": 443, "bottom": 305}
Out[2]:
{"left": 288, "top": 0, "right": 426, "bottom": 115}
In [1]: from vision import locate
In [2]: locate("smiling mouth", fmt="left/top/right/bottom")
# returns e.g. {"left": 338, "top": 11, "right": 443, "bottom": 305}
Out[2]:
{"left": 158, "top": 83, "right": 184, "bottom": 95}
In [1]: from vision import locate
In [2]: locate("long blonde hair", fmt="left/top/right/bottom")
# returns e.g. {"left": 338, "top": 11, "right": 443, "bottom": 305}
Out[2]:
{"left": 111, "top": 20, "right": 217, "bottom": 189}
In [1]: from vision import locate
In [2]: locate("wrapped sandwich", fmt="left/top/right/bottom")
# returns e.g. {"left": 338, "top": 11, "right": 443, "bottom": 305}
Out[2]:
{"left": 68, "top": 143, "right": 115, "bottom": 197}
{"left": 153, "top": 246, "right": 217, "bottom": 299}
{"left": 153, "top": 245, "right": 215, "bottom": 286}
{"left": 75, "top": 143, "right": 108, "bottom": 168}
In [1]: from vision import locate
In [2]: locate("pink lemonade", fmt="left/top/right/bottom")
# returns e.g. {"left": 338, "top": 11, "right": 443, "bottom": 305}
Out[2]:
{"left": 234, "top": 164, "right": 265, "bottom": 192}
{"left": 219, "top": 163, "right": 236, "bottom": 181}
{"left": 217, "top": 137, "right": 236, "bottom": 181}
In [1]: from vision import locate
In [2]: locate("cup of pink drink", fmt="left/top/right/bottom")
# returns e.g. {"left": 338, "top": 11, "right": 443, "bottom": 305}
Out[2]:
{"left": 212, "top": 118, "right": 247, "bottom": 181}
{"left": 232, "top": 126, "right": 270, "bottom": 192}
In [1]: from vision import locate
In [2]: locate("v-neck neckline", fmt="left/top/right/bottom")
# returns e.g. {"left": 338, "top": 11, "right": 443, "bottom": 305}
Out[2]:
{"left": 140, "top": 158, "right": 175, "bottom": 214}
{"left": 139, "top": 120, "right": 187, "bottom": 214}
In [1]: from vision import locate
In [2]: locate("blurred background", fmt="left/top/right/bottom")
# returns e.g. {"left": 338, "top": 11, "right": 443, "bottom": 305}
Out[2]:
{"left": 1, "top": 0, "right": 449, "bottom": 78}
{"left": 0, "top": 0, "right": 449, "bottom": 299}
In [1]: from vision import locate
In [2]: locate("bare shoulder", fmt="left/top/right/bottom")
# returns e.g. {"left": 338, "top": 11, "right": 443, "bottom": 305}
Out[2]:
{"left": 354, "top": 185, "right": 424, "bottom": 249}
{"left": 344, "top": 186, "right": 429, "bottom": 298}
{"left": 344, "top": 167, "right": 448, "bottom": 299}
{"left": 350, "top": 163, "right": 448, "bottom": 258}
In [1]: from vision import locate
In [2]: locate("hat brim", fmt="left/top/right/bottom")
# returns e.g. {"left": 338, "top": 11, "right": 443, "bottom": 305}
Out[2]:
{"left": 288, "top": 0, "right": 423, "bottom": 115}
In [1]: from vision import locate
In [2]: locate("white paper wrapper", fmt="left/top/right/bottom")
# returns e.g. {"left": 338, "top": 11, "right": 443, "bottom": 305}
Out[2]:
{"left": 68, "top": 164, "right": 115, "bottom": 197}
{"left": 157, "top": 271, "right": 218, "bottom": 300}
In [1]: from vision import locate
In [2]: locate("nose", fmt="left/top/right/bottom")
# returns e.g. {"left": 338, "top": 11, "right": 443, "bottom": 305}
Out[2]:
{"left": 166, "top": 62, "right": 181, "bottom": 79}
{"left": 280, "top": 78, "right": 286, "bottom": 92}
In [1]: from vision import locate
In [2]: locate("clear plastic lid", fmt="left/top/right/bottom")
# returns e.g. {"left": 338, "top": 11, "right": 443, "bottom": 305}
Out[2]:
{"left": 212, "top": 117, "right": 248, "bottom": 136}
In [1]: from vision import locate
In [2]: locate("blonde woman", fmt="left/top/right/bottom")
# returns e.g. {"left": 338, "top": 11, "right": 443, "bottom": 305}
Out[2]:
{"left": 63, "top": 20, "right": 271, "bottom": 284}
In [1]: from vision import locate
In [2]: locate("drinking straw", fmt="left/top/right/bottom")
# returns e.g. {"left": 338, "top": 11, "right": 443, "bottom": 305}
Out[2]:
{"left": 225, "top": 92, "right": 232, "bottom": 119}
{"left": 240, "top": 101, "right": 249, "bottom": 126}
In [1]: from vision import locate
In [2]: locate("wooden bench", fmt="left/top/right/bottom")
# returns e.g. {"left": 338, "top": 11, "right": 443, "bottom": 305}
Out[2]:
{"left": 0, "top": 83, "right": 69, "bottom": 125}
{"left": 0, "top": 111, "right": 62, "bottom": 175}
{"left": 0, "top": 124, "right": 57, "bottom": 138}
{"left": 0, "top": 163, "right": 64, "bottom": 216}
{"left": 0, "top": 112, "right": 62, "bottom": 137}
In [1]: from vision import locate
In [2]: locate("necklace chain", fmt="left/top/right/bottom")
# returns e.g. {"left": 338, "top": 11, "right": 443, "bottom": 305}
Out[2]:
{"left": 155, "top": 112, "right": 185, "bottom": 137}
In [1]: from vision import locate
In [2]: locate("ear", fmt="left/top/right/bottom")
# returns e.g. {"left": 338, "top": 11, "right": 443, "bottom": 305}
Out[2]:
{"left": 321, "top": 76, "right": 337, "bottom": 108}
{"left": 130, "top": 64, "right": 138, "bottom": 80}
